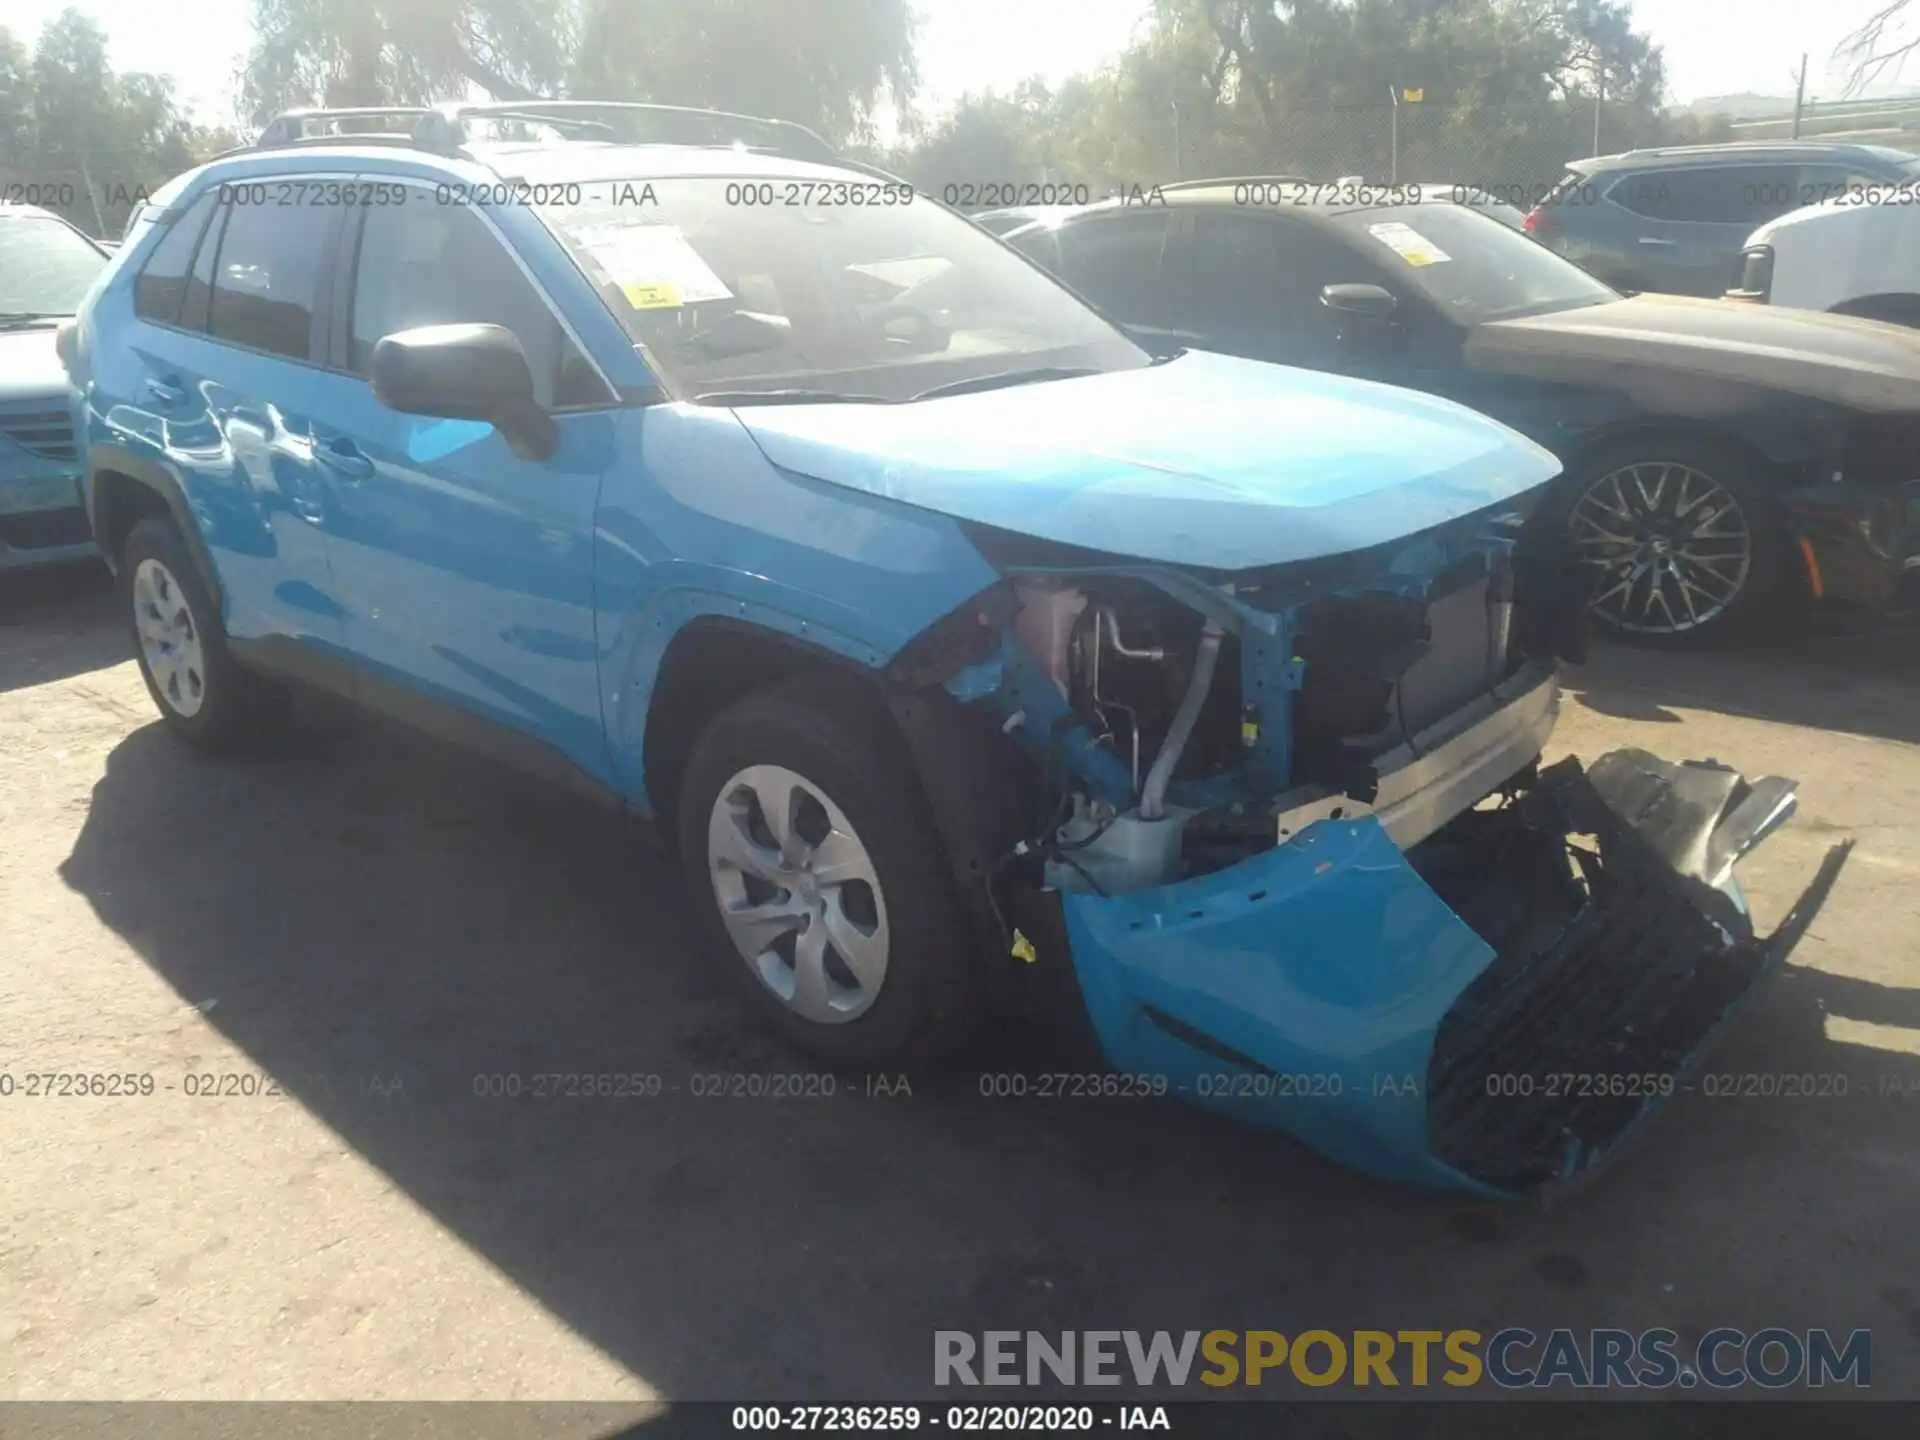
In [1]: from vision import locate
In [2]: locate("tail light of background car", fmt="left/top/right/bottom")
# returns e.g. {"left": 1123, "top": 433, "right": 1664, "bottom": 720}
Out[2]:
{"left": 1522, "top": 205, "right": 1562, "bottom": 239}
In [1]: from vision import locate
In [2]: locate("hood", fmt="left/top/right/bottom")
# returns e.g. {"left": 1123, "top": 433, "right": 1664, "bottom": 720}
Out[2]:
{"left": 0, "top": 327, "right": 69, "bottom": 405}
{"left": 731, "top": 349, "right": 1561, "bottom": 571}
{"left": 1467, "top": 293, "right": 1920, "bottom": 414}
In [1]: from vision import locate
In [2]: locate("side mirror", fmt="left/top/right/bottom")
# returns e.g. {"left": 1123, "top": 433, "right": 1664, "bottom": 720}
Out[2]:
{"left": 1320, "top": 283, "right": 1399, "bottom": 321}
{"left": 370, "top": 323, "right": 557, "bottom": 462}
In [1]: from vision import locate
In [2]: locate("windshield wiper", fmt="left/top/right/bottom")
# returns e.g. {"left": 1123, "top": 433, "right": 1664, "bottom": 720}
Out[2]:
{"left": 0, "top": 311, "right": 68, "bottom": 329}
{"left": 909, "top": 366, "right": 1104, "bottom": 401}
{"left": 692, "top": 388, "right": 894, "bottom": 407}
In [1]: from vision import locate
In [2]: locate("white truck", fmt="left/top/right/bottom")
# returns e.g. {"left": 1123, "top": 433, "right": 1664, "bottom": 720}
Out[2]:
{"left": 1729, "top": 183, "right": 1920, "bottom": 327}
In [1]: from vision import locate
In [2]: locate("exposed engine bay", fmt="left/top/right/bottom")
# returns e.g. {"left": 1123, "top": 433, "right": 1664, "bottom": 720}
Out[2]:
{"left": 951, "top": 503, "right": 1582, "bottom": 899}
{"left": 884, "top": 498, "right": 1850, "bottom": 1197}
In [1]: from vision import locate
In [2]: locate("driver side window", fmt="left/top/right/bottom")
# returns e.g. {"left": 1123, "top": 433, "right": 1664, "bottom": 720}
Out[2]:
{"left": 349, "top": 200, "right": 609, "bottom": 409}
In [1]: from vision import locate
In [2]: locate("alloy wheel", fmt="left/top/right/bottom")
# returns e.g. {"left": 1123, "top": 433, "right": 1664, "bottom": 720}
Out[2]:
{"left": 133, "top": 558, "right": 208, "bottom": 717}
{"left": 1568, "top": 462, "right": 1753, "bottom": 635}
{"left": 705, "top": 763, "right": 890, "bottom": 1024}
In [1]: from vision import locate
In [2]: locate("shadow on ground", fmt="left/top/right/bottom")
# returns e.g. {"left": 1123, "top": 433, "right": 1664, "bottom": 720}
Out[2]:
{"left": 52, "top": 688, "right": 1920, "bottom": 1399}
{"left": 0, "top": 561, "right": 122, "bottom": 693}
{"left": 1562, "top": 608, "right": 1920, "bottom": 746}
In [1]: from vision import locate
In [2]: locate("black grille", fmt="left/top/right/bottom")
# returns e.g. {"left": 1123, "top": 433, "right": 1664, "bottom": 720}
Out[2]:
{"left": 0, "top": 407, "right": 79, "bottom": 462}
{"left": 1423, "top": 757, "right": 1847, "bottom": 1195}
{"left": 0, "top": 505, "right": 93, "bottom": 550}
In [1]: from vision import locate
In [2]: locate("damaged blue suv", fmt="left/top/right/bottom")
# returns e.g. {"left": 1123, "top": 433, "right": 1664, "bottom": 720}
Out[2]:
{"left": 65, "top": 103, "right": 1849, "bottom": 1198}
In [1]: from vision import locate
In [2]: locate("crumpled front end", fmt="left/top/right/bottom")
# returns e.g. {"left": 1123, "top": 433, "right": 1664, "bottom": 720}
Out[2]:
{"left": 1051, "top": 750, "right": 1849, "bottom": 1198}
{"left": 889, "top": 487, "right": 1850, "bottom": 1196}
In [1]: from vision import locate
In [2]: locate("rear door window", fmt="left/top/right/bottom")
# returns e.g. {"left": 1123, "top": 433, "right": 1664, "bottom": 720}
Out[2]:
{"left": 1608, "top": 165, "right": 1804, "bottom": 226}
{"left": 1179, "top": 212, "right": 1365, "bottom": 343}
{"left": 1795, "top": 164, "right": 1905, "bottom": 208}
{"left": 132, "top": 192, "right": 218, "bottom": 324}
{"left": 207, "top": 196, "right": 340, "bottom": 361}
{"left": 1047, "top": 212, "right": 1173, "bottom": 326}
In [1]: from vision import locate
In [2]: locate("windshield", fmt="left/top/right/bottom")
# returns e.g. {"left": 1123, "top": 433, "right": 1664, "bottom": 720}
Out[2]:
{"left": 0, "top": 215, "right": 109, "bottom": 320}
{"left": 1334, "top": 202, "right": 1616, "bottom": 323}
{"left": 536, "top": 177, "right": 1147, "bottom": 402}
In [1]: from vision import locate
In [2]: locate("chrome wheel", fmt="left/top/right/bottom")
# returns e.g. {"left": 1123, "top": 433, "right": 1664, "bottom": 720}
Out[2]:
{"left": 133, "top": 558, "right": 208, "bottom": 717}
{"left": 705, "top": 763, "right": 889, "bottom": 1025}
{"left": 1569, "top": 462, "right": 1753, "bottom": 635}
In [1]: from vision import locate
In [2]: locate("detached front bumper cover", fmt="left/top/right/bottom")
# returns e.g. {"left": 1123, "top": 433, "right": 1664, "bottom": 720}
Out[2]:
{"left": 1056, "top": 749, "right": 1852, "bottom": 1198}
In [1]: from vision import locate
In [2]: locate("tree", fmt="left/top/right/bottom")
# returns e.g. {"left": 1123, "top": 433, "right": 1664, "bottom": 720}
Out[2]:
{"left": 242, "top": 0, "right": 572, "bottom": 121}
{"left": 897, "top": 1, "right": 1716, "bottom": 204}
{"left": 1, "top": 8, "right": 211, "bottom": 236}
{"left": 240, "top": 0, "right": 918, "bottom": 146}
{"left": 1837, "top": 1, "right": 1919, "bottom": 95}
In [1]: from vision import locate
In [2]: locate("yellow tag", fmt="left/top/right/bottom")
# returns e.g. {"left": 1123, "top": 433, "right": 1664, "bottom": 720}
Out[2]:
{"left": 1011, "top": 929, "right": 1038, "bottom": 964}
{"left": 622, "top": 281, "right": 681, "bottom": 310}
{"left": 1241, "top": 722, "right": 1260, "bottom": 746}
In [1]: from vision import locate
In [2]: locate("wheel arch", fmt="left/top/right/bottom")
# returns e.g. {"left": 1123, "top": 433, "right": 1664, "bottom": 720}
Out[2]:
{"left": 85, "top": 444, "right": 224, "bottom": 610}
{"left": 640, "top": 615, "right": 878, "bottom": 839}
{"left": 1556, "top": 418, "right": 1796, "bottom": 486}
{"left": 639, "top": 606, "right": 1032, "bottom": 988}
{"left": 1828, "top": 292, "right": 1920, "bottom": 328}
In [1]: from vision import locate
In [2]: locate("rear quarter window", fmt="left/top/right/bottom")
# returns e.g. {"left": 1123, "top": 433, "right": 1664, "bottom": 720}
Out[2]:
{"left": 133, "top": 192, "right": 218, "bottom": 324}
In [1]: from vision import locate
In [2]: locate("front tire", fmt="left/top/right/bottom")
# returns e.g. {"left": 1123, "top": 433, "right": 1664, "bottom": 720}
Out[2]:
{"left": 122, "top": 515, "right": 287, "bottom": 752}
{"left": 677, "top": 672, "right": 982, "bottom": 1069}
{"left": 1541, "top": 435, "right": 1787, "bottom": 647}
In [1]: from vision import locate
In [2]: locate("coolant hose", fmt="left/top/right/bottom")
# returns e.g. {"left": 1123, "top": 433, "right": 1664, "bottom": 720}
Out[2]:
{"left": 1139, "top": 620, "right": 1224, "bottom": 820}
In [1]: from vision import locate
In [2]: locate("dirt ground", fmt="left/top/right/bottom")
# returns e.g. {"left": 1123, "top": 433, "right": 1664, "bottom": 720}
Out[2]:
{"left": 2, "top": 562, "right": 1917, "bottom": 1404}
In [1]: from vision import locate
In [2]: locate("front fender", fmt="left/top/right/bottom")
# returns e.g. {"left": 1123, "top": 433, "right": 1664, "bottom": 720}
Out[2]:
{"left": 592, "top": 404, "right": 1003, "bottom": 804}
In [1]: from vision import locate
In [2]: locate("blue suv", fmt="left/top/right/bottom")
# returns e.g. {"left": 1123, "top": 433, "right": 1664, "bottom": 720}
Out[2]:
{"left": 2, "top": 202, "right": 109, "bottom": 571}
{"left": 65, "top": 103, "right": 1845, "bottom": 1197}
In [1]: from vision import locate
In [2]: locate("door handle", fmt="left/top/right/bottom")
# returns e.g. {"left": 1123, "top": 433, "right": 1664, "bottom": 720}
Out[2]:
{"left": 1635, "top": 237, "right": 1678, "bottom": 247}
{"left": 314, "top": 438, "right": 375, "bottom": 481}
{"left": 144, "top": 376, "right": 187, "bottom": 406}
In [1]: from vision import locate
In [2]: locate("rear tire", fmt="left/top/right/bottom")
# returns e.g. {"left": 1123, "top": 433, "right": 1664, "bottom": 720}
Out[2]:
{"left": 1537, "top": 434, "right": 1789, "bottom": 648}
{"left": 677, "top": 670, "right": 982, "bottom": 1069}
{"left": 122, "top": 515, "right": 288, "bottom": 752}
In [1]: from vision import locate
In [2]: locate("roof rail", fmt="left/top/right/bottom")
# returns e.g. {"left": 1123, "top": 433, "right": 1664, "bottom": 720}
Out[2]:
{"left": 444, "top": 101, "right": 839, "bottom": 161}
{"left": 1611, "top": 139, "right": 1881, "bottom": 162}
{"left": 253, "top": 100, "right": 842, "bottom": 164}
{"left": 254, "top": 107, "right": 439, "bottom": 149}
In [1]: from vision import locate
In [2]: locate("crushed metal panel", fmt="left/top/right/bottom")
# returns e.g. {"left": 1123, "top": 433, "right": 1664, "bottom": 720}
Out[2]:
{"left": 1058, "top": 750, "right": 1851, "bottom": 1197}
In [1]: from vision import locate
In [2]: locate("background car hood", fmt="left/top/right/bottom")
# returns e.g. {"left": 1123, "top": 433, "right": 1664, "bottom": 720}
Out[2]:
{"left": 0, "top": 328, "right": 68, "bottom": 404}
{"left": 1467, "top": 294, "right": 1920, "bottom": 414}
{"left": 731, "top": 349, "right": 1561, "bottom": 571}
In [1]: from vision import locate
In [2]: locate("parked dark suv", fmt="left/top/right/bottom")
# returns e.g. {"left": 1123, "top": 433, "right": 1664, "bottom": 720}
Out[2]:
{"left": 1524, "top": 141, "right": 1920, "bottom": 296}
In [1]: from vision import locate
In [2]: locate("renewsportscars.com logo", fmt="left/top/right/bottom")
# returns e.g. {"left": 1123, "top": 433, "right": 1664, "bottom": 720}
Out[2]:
{"left": 934, "top": 1329, "right": 1872, "bottom": 1390}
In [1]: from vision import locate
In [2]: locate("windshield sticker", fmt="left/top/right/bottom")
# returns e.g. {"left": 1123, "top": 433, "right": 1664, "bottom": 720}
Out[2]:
{"left": 571, "top": 223, "right": 734, "bottom": 308}
{"left": 1368, "top": 221, "right": 1452, "bottom": 267}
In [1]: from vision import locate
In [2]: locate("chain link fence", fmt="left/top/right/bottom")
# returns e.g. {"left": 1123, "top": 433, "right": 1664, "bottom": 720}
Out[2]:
{"left": 895, "top": 97, "right": 1716, "bottom": 207}
{"left": 1, "top": 159, "right": 174, "bottom": 241}
{"left": 6, "top": 98, "right": 1709, "bottom": 240}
